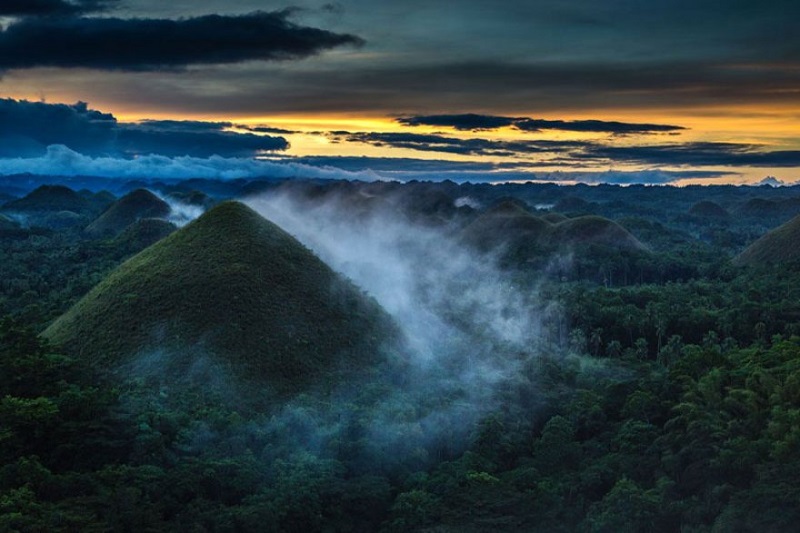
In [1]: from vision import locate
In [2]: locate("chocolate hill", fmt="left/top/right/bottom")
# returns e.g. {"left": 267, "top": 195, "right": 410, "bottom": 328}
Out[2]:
{"left": 734, "top": 215, "right": 800, "bottom": 268}
{"left": 85, "top": 189, "right": 171, "bottom": 236}
{"left": 45, "top": 201, "right": 398, "bottom": 395}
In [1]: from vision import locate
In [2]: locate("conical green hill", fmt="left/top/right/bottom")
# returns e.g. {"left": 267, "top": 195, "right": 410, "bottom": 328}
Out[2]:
{"left": 85, "top": 189, "right": 171, "bottom": 236}
{"left": 737, "top": 198, "right": 777, "bottom": 217}
{"left": 485, "top": 199, "right": 532, "bottom": 217}
{"left": 2, "top": 185, "right": 92, "bottom": 214}
{"left": 462, "top": 204, "right": 552, "bottom": 252}
{"left": 551, "top": 216, "right": 646, "bottom": 251}
{"left": 734, "top": 215, "right": 800, "bottom": 267}
{"left": 44, "top": 201, "right": 397, "bottom": 393}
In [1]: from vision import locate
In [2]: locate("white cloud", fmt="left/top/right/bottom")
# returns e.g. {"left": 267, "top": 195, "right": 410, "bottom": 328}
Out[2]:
{"left": 0, "top": 144, "right": 383, "bottom": 181}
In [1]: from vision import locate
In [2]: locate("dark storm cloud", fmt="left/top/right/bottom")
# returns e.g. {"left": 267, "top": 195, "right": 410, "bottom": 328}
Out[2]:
{"left": 283, "top": 155, "right": 502, "bottom": 172}
{"left": 343, "top": 132, "right": 589, "bottom": 157}
{"left": 245, "top": 126, "right": 300, "bottom": 135}
{"left": 0, "top": 10, "right": 364, "bottom": 70}
{"left": 138, "top": 58, "right": 800, "bottom": 118}
{"left": 117, "top": 122, "right": 287, "bottom": 158}
{"left": 134, "top": 119, "right": 235, "bottom": 131}
{"left": 341, "top": 128, "right": 800, "bottom": 169}
{"left": 396, "top": 113, "right": 685, "bottom": 134}
{"left": 0, "top": 98, "right": 287, "bottom": 157}
{"left": 0, "top": 98, "right": 116, "bottom": 156}
{"left": 0, "top": 0, "right": 117, "bottom": 16}
{"left": 582, "top": 143, "right": 800, "bottom": 168}
{"left": 396, "top": 114, "right": 520, "bottom": 131}
{"left": 514, "top": 118, "right": 685, "bottom": 134}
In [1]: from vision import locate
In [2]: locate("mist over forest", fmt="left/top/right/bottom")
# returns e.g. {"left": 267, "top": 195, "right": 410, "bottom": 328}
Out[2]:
{"left": 1, "top": 173, "right": 799, "bottom": 531}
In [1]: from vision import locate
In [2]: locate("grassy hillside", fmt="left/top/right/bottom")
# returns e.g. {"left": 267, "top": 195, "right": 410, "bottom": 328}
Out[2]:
{"left": 111, "top": 218, "right": 177, "bottom": 254}
{"left": 735, "top": 214, "right": 800, "bottom": 267}
{"left": 85, "top": 189, "right": 171, "bottom": 236}
{"left": 45, "top": 201, "right": 398, "bottom": 395}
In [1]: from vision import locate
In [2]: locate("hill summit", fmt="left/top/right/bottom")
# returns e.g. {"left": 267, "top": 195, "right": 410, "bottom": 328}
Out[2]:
{"left": 85, "top": 189, "right": 171, "bottom": 236}
{"left": 44, "top": 201, "right": 397, "bottom": 394}
{"left": 2, "top": 185, "right": 92, "bottom": 213}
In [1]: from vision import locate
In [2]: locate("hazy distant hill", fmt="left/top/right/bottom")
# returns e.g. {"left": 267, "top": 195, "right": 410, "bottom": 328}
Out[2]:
{"left": 166, "top": 190, "right": 216, "bottom": 209}
{"left": 85, "top": 189, "right": 171, "bottom": 236}
{"left": 80, "top": 189, "right": 117, "bottom": 212}
{"left": 462, "top": 202, "right": 645, "bottom": 266}
{"left": 689, "top": 200, "right": 729, "bottom": 218}
{"left": 462, "top": 200, "right": 551, "bottom": 254}
{"left": 0, "top": 212, "right": 19, "bottom": 230}
{"left": 737, "top": 197, "right": 777, "bottom": 217}
{"left": 2, "top": 185, "right": 93, "bottom": 214}
{"left": 44, "top": 201, "right": 398, "bottom": 396}
{"left": 734, "top": 214, "right": 800, "bottom": 267}
{"left": 551, "top": 215, "right": 646, "bottom": 250}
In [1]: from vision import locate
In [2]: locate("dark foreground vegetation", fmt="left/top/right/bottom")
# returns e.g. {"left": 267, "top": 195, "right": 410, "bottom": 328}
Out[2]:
{"left": 2, "top": 175, "right": 800, "bottom": 531}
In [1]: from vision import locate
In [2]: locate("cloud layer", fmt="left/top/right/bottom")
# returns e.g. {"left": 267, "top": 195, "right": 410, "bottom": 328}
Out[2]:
{"left": 0, "top": 0, "right": 117, "bottom": 16}
{"left": 0, "top": 144, "right": 378, "bottom": 180}
{"left": 581, "top": 143, "right": 800, "bottom": 168}
{"left": 0, "top": 98, "right": 287, "bottom": 158}
{"left": 341, "top": 132, "right": 588, "bottom": 157}
{"left": 0, "top": 9, "right": 363, "bottom": 70}
{"left": 397, "top": 113, "right": 685, "bottom": 134}
{"left": 0, "top": 144, "right": 733, "bottom": 185}
{"left": 342, "top": 130, "right": 800, "bottom": 168}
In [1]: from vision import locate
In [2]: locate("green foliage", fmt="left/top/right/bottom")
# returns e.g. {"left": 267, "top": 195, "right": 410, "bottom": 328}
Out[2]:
{"left": 5, "top": 180, "right": 800, "bottom": 530}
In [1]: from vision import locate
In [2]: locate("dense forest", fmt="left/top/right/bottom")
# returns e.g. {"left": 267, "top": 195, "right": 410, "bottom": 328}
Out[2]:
{"left": 2, "top": 175, "right": 800, "bottom": 531}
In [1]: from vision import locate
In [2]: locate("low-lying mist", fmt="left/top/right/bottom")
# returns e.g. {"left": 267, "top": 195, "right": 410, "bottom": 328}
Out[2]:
{"left": 241, "top": 189, "right": 550, "bottom": 467}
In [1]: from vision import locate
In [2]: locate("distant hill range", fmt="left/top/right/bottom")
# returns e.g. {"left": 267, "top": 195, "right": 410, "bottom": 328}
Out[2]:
{"left": 44, "top": 202, "right": 399, "bottom": 399}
